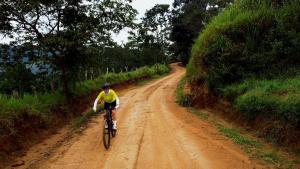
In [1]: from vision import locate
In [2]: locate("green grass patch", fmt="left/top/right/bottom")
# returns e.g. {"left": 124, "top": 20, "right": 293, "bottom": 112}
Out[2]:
{"left": 218, "top": 126, "right": 261, "bottom": 147}
{"left": 71, "top": 110, "right": 97, "bottom": 129}
{"left": 215, "top": 122, "right": 295, "bottom": 168}
{"left": 188, "top": 108, "right": 209, "bottom": 120}
{"left": 176, "top": 76, "right": 193, "bottom": 107}
{"left": 72, "top": 64, "right": 170, "bottom": 96}
{"left": 257, "top": 150, "right": 295, "bottom": 169}
{"left": 176, "top": 76, "right": 187, "bottom": 103}
{"left": 177, "top": 83, "right": 298, "bottom": 168}
{"left": 221, "top": 76, "right": 300, "bottom": 125}
{"left": 258, "top": 151, "right": 281, "bottom": 164}
{"left": 187, "top": 0, "right": 300, "bottom": 130}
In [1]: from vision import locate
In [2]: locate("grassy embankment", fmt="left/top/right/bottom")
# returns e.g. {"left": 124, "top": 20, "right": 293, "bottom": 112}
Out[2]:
{"left": 0, "top": 64, "right": 169, "bottom": 146}
{"left": 187, "top": 0, "right": 300, "bottom": 145}
{"left": 176, "top": 77, "right": 299, "bottom": 168}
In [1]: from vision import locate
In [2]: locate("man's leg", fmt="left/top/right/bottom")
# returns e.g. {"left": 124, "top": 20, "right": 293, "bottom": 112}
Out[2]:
{"left": 112, "top": 109, "right": 117, "bottom": 130}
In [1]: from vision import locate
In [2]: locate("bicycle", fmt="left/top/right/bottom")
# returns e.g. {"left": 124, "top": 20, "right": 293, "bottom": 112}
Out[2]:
{"left": 103, "top": 107, "right": 116, "bottom": 150}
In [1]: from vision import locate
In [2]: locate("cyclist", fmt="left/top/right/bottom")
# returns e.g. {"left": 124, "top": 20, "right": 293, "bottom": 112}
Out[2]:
{"left": 93, "top": 83, "right": 120, "bottom": 130}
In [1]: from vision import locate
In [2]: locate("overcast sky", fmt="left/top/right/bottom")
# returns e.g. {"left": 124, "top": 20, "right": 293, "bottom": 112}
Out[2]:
{"left": 113, "top": 0, "right": 174, "bottom": 44}
{"left": 0, "top": 0, "right": 174, "bottom": 44}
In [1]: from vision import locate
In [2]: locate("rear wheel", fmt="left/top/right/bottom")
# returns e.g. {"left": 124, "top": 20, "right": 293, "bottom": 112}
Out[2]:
{"left": 103, "top": 123, "right": 110, "bottom": 150}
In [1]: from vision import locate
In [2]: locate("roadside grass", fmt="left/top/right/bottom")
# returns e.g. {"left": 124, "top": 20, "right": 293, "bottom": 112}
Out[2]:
{"left": 0, "top": 64, "right": 170, "bottom": 137}
{"left": 176, "top": 76, "right": 298, "bottom": 169}
{"left": 218, "top": 127, "right": 261, "bottom": 147}
{"left": 218, "top": 125, "right": 296, "bottom": 168}
{"left": 188, "top": 108, "right": 209, "bottom": 120}
{"left": 176, "top": 77, "right": 193, "bottom": 107}
{"left": 71, "top": 110, "right": 98, "bottom": 129}
{"left": 72, "top": 64, "right": 170, "bottom": 96}
{"left": 221, "top": 76, "right": 300, "bottom": 126}
{"left": 192, "top": 109, "right": 296, "bottom": 168}
{"left": 176, "top": 76, "right": 186, "bottom": 103}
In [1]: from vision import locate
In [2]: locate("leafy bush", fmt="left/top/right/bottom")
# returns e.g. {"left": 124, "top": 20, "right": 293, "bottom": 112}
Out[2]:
{"left": 188, "top": 0, "right": 300, "bottom": 91}
{"left": 72, "top": 64, "right": 170, "bottom": 96}
{"left": 222, "top": 77, "right": 300, "bottom": 124}
{"left": 176, "top": 77, "right": 193, "bottom": 107}
{"left": 188, "top": 0, "right": 300, "bottom": 129}
{"left": 0, "top": 92, "right": 65, "bottom": 135}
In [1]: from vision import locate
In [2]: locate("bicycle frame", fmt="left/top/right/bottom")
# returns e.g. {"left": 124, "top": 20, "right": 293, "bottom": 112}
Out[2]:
{"left": 104, "top": 109, "right": 113, "bottom": 130}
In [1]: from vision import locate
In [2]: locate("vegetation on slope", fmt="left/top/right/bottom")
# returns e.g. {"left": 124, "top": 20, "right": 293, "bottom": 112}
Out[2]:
{"left": 187, "top": 0, "right": 300, "bottom": 143}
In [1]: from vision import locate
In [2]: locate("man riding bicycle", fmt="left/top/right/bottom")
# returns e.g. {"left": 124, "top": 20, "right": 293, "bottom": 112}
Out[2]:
{"left": 93, "top": 83, "right": 120, "bottom": 130}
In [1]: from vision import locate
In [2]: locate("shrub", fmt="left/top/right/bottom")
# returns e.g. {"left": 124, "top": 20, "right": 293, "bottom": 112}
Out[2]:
{"left": 188, "top": 0, "right": 300, "bottom": 91}
{"left": 222, "top": 76, "right": 300, "bottom": 124}
{"left": 188, "top": 0, "right": 300, "bottom": 129}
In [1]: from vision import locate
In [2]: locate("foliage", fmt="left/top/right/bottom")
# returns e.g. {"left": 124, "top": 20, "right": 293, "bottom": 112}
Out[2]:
{"left": 0, "top": 0, "right": 137, "bottom": 97}
{"left": 127, "top": 4, "right": 171, "bottom": 63}
{"left": 142, "top": 4, "right": 171, "bottom": 50}
{"left": 72, "top": 64, "right": 170, "bottom": 96}
{"left": 221, "top": 76, "right": 300, "bottom": 125}
{"left": 176, "top": 77, "right": 187, "bottom": 103}
{"left": 71, "top": 110, "right": 97, "bottom": 129}
{"left": 219, "top": 126, "right": 260, "bottom": 146}
{"left": 0, "top": 64, "right": 170, "bottom": 137}
{"left": 188, "top": 0, "right": 300, "bottom": 136}
{"left": 188, "top": 106, "right": 296, "bottom": 168}
{"left": 176, "top": 76, "right": 193, "bottom": 107}
{"left": 188, "top": 0, "right": 300, "bottom": 90}
{"left": 0, "top": 63, "right": 36, "bottom": 94}
{"left": 170, "top": 0, "right": 233, "bottom": 65}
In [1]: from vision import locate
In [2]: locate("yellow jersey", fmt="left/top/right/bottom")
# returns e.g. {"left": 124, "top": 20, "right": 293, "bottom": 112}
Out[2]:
{"left": 96, "top": 89, "right": 118, "bottom": 103}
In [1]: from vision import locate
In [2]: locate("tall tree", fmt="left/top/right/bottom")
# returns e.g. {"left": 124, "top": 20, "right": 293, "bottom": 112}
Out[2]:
{"left": 0, "top": 44, "right": 36, "bottom": 94}
{"left": 170, "top": 0, "right": 232, "bottom": 65}
{"left": 142, "top": 4, "right": 171, "bottom": 49}
{"left": 0, "top": 0, "right": 137, "bottom": 97}
{"left": 127, "top": 4, "right": 171, "bottom": 63}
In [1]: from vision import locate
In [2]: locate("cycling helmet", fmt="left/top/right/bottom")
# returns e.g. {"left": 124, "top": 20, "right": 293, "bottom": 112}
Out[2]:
{"left": 101, "top": 82, "right": 110, "bottom": 89}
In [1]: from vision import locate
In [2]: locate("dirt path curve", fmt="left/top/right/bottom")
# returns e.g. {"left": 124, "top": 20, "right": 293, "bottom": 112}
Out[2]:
{"left": 14, "top": 64, "right": 266, "bottom": 169}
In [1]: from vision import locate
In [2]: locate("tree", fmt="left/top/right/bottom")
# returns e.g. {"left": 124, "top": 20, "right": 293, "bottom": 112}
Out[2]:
{"left": 170, "top": 0, "right": 233, "bottom": 65}
{"left": 142, "top": 4, "right": 171, "bottom": 48}
{"left": 127, "top": 4, "right": 171, "bottom": 64}
{"left": 0, "top": 0, "right": 137, "bottom": 97}
{"left": 0, "top": 44, "right": 36, "bottom": 94}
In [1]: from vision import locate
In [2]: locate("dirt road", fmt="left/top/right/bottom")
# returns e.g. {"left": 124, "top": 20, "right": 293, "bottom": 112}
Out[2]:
{"left": 10, "top": 64, "right": 267, "bottom": 169}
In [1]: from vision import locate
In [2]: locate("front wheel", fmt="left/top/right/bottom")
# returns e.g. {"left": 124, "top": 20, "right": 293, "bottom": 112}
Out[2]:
{"left": 103, "top": 125, "right": 110, "bottom": 150}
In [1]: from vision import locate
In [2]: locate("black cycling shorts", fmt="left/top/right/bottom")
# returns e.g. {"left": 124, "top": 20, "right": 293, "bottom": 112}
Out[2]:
{"left": 104, "top": 100, "right": 116, "bottom": 110}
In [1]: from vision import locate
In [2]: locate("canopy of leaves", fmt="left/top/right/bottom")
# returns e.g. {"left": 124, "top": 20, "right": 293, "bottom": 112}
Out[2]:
{"left": 0, "top": 0, "right": 137, "bottom": 97}
{"left": 170, "top": 0, "right": 232, "bottom": 65}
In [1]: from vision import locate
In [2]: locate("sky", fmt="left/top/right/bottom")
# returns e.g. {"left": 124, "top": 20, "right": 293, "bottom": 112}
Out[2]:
{"left": 113, "top": 0, "right": 174, "bottom": 44}
{"left": 0, "top": 0, "right": 174, "bottom": 44}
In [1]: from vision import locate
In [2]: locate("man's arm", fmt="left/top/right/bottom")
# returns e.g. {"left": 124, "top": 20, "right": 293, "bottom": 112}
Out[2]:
{"left": 116, "top": 97, "right": 120, "bottom": 109}
{"left": 93, "top": 98, "right": 99, "bottom": 112}
{"left": 93, "top": 92, "right": 103, "bottom": 112}
{"left": 111, "top": 89, "right": 120, "bottom": 109}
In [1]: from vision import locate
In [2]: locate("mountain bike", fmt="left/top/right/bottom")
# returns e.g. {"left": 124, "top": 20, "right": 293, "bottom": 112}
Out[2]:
{"left": 103, "top": 108, "right": 116, "bottom": 150}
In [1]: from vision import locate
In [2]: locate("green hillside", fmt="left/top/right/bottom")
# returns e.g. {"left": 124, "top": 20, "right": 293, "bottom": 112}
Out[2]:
{"left": 187, "top": 0, "right": 300, "bottom": 143}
